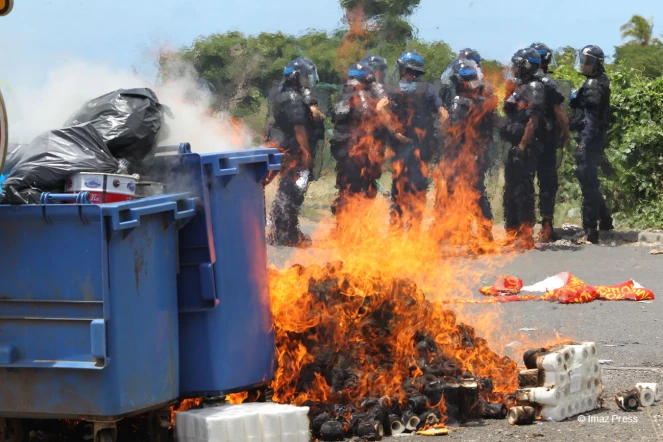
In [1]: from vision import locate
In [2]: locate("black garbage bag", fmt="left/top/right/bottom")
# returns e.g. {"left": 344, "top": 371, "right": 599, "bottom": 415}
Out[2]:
{"left": 2, "top": 123, "right": 121, "bottom": 204}
{"left": 64, "top": 88, "right": 170, "bottom": 163}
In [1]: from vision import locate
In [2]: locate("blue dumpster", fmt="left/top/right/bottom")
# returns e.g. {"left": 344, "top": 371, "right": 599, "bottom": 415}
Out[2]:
{"left": 154, "top": 147, "right": 281, "bottom": 397}
{"left": 0, "top": 193, "right": 196, "bottom": 419}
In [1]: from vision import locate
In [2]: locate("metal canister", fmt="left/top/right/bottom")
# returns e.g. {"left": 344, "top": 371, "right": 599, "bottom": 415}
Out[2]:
{"left": 615, "top": 388, "right": 640, "bottom": 411}
{"left": 508, "top": 406, "right": 536, "bottom": 425}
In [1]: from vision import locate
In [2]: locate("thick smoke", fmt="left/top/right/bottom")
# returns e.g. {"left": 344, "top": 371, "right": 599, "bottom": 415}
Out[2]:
{"left": 3, "top": 58, "right": 252, "bottom": 153}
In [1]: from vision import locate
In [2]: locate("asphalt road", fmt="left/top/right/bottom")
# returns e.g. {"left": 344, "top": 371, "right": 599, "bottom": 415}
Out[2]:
{"left": 268, "top": 227, "right": 663, "bottom": 442}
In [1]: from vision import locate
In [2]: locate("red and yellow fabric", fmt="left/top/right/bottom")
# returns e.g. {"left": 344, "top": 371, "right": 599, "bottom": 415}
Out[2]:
{"left": 595, "top": 280, "right": 655, "bottom": 301}
{"left": 478, "top": 274, "right": 655, "bottom": 304}
{"left": 479, "top": 275, "right": 523, "bottom": 297}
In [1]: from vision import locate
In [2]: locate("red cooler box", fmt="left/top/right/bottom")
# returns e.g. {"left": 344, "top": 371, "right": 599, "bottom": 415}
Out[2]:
{"left": 65, "top": 172, "right": 136, "bottom": 204}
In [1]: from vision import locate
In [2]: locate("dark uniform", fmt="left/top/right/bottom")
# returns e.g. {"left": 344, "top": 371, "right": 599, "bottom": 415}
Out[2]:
{"left": 267, "top": 61, "right": 316, "bottom": 247}
{"left": 530, "top": 42, "right": 570, "bottom": 240}
{"left": 389, "top": 51, "right": 444, "bottom": 231}
{"left": 440, "top": 58, "right": 496, "bottom": 229}
{"left": 500, "top": 48, "right": 547, "bottom": 247}
{"left": 533, "top": 69, "right": 565, "bottom": 229}
{"left": 570, "top": 45, "right": 613, "bottom": 243}
{"left": 330, "top": 63, "right": 385, "bottom": 217}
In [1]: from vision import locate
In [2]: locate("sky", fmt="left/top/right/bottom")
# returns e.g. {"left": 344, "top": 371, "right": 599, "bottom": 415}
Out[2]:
{"left": 1, "top": 0, "right": 662, "bottom": 89}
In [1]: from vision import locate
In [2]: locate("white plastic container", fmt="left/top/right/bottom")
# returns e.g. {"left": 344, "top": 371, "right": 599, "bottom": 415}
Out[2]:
{"left": 543, "top": 370, "right": 570, "bottom": 388}
{"left": 636, "top": 383, "right": 660, "bottom": 402}
{"left": 639, "top": 387, "right": 656, "bottom": 407}
{"left": 539, "top": 352, "right": 564, "bottom": 371}
{"left": 582, "top": 342, "right": 598, "bottom": 359}
{"left": 541, "top": 401, "right": 568, "bottom": 422}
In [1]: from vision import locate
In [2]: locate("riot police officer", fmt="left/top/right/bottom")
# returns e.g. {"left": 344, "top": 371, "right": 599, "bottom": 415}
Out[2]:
{"left": 500, "top": 48, "right": 547, "bottom": 249}
{"left": 266, "top": 59, "right": 316, "bottom": 247}
{"left": 437, "top": 58, "right": 497, "bottom": 252}
{"left": 440, "top": 48, "right": 483, "bottom": 110}
{"left": 388, "top": 50, "right": 448, "bottom": 232}
{"left": 570, "top": 45, "right": 613, "bottom": 244}
{"left": 330, "top": 63, "right": 384, "bottom": 218}
{"left": 530, "top": 42, "right": 571, "bottom": 241}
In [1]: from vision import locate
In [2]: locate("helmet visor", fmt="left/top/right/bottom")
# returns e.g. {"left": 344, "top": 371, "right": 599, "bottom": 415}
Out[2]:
{"left": 393, "top": 61, "right": 423, "bottom": 82}
{"left": 576, "top": 52, "right": 600, "bottom": 76}
{"left": 457, "top": 60, "right": 483, "bottom": 82}
{"left": 308, "top": 67, "right": 319, "bottom": 88}
{"left": 440, "top": 64, "right": 454, "bottom": 85}
{"left": 373, "top": 67, "right": 387, "bottom": 83}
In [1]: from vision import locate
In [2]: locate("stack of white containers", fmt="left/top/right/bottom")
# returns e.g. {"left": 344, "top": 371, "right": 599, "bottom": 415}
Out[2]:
{"left": 175, "top": 403, "right": 311, "bottom": 442}
{"left": 516, "top": 342, "right": 602, "bottom": 422}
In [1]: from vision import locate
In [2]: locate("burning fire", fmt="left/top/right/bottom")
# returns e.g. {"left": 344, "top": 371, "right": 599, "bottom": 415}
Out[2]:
{"left": 257, "top": 53, "right": 527, "bottom": 434}
{"left": 268, "top": 262, "right": 518, "bottom": 406}
{"left": 170, "top": 398, "right": 203, "bottom": 425}
{"left": 174, "top": 31, "right": 553, "bottom": 439}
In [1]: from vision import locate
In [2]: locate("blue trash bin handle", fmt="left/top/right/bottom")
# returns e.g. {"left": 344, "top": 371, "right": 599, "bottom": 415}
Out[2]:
{"left": 207, "top": 153, "right": 281, "bottom": 177}
{"left": 40, "top": 192, "right": 92, "bottom": 205}
{"left": 109, "top": 199, "right": 196, "bottom": 231}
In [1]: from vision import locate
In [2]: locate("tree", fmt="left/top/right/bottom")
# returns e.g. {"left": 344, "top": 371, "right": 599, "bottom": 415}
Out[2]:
{"left": 340, "top": 0, "right": 421, "bottom": 42}
{"left": 620, "top": 15, "right": 662, "bottom": 46}
{"left": 614, "top": 43, "right": 663, "bottom": 78}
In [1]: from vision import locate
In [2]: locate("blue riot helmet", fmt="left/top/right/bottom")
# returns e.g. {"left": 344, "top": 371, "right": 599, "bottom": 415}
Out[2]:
{"left": 361, "top": 54, "right": 388, "bottom": 83}
{"left": 509, "top": 48, "right": 541, "bottom": 81}
{"left": 284, "top": 57, "right": 320, "bottom": 88}
{"left": 348, "top": 62, "right": 372, "bottom": 81}
{"left": 395, "top": 50, "right": 426, "bottom": 79}
{"left": 454, "top": 59, "right": 483, "bottom": 90}
{"left": 530, "top": 42, "right": 556, "bottom": 73}
{"left": 458, "top": 48, "right": 482, "bottom": 67}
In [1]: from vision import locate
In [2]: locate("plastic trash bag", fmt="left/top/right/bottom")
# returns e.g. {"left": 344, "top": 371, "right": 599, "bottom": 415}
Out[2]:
{"left": 2, "top": 143, "right": 28, "bottom": 175}
{"left": 64, "top": 88, "right": 171, "bottom": 164}
{"left": 1, "top": 123, "right": 121, "bottom": 204}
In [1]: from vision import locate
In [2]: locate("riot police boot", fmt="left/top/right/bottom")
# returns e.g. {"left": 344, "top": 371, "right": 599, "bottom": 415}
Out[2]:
{"left": 515, "top": 225, "right": 536, "bottom": 251}
{"left": 540, "top": 219, "right": 561, "bottom": 243}
{"left": 582, "top": 228, "right": 599, "bottom": 245}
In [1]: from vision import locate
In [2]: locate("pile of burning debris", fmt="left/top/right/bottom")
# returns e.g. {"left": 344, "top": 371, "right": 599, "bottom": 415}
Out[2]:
{"left": 264, "top": 261, "right": 519, "bottom": 440}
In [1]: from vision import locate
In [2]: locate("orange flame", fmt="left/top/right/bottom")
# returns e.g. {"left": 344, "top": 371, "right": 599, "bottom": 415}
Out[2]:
{"left": 170, "top": 398, "right": 203, "bottom": 424}
{"left": 227, "top": 392, "right": 249, "bottom": 404}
